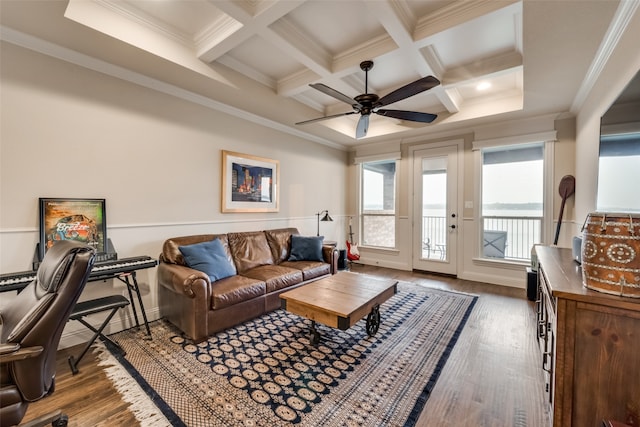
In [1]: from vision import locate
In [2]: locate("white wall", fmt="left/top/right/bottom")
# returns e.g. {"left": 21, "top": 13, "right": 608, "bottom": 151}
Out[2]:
{"left": 574, "top": 9, "right": 640, "bottom": 233}
{"left": 0, "top": 42, "right": 348, "bottom": 347}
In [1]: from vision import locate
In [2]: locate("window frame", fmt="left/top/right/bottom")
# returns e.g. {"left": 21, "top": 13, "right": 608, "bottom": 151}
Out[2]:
{"left": 473, "top": 132, "right": 555, "bottom": 264}
{"left": 358, "top": 158, "right": 399, "bottom": 250}
{"left": 596, "top": 130, "right": 640, "bottom": 213}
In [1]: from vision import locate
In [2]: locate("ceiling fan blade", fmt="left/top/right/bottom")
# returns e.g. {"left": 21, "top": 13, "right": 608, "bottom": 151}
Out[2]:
{"left": 376, "top": 76, "right": 440, "bottom": 107}
{"left": 376, "top": 109, "right": 437, "bottom": 123}
{"left": 356, "top": 115, "right": 369, "bottom": 139}
{"left": 295, "top": 111, "right": 356, "bottom": 125}
{"left": 309, "top": 83, "right": 360, "bottom": 107}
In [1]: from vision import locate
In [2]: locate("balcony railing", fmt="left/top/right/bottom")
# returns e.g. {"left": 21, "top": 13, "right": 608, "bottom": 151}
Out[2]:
{"left": 483, "top": 216, "right": 542, "bottom": 260}
{"left": 422, "top": 215, "right": 542, "bottom": 261}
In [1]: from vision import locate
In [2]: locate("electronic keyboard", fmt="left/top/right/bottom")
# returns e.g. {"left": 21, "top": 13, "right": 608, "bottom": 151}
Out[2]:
{"left": 0, "top": 255, "right": 157, "bottom": 293}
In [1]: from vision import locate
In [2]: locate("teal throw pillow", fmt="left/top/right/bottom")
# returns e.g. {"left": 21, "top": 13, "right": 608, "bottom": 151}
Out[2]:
{"left": 288, "top": 235, "right": 324, "bottom": 262}
{"left": 179, "top": 239, "right": 236, "bottom": 281}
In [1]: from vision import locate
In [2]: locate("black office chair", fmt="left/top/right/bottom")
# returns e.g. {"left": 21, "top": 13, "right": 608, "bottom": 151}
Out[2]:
{"left": 0, "top": 240, "right": 95, "bottom": 427}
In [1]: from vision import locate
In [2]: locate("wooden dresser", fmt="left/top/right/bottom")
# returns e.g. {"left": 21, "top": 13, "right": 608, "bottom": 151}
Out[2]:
{"left": 535, "top": 246, "right": 640, "bottom": 427}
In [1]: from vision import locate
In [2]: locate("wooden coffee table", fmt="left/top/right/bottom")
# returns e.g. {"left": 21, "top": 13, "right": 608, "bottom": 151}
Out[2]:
{"left": 280, "top": 272, "right": 397, "bottom": 344}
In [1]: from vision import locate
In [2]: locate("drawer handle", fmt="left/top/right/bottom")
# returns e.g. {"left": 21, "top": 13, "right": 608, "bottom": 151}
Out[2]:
{"left": 542, "top": 351, "right": 553, "bottom": 373}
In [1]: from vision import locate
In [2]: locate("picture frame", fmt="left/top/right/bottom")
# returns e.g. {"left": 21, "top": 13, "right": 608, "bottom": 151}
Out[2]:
{"left": 38, "top": 198, "right": 108, "bottom": 260}
{"left": 221, "top": 150, "right": 279, "bottom": 213}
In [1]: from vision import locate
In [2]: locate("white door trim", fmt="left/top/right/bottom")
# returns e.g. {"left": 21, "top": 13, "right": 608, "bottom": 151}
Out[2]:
{"left": 409, "top": 139, "right": 464, "bottom": 275}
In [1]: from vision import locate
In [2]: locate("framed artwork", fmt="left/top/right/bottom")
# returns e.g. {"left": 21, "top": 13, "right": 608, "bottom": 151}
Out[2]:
{"left": 38, "top": 198, "right": 108, "bottom": 259}
{"left": 221, "top": 150, "right": 279, "bottom": 212}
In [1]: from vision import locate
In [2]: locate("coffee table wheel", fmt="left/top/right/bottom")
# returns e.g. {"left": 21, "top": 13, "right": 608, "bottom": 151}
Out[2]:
{"left": 311, "top": 330, "right": 321, "bottom": 345}
{"left": 310, "top": 320, "right": 321, "bottom": 345}
{"left": 366, "top": 304, "right": 381, "bottom": 336}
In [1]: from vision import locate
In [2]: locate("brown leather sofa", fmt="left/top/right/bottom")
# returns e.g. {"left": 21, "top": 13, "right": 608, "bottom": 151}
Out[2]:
{"left": 158, "top": 228, "right": 338, "bottom": 342}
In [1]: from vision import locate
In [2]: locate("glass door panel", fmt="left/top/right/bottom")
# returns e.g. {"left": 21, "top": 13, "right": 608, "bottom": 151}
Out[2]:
{"left": 413, "top": 145, "right": 458, "bottom": 275}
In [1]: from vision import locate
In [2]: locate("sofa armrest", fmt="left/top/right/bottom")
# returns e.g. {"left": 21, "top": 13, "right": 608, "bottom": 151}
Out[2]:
{"left": 157, "top": 262, "right": 211, "bottom": 299}
{"left": 322, "top": 245, "right": 339, "bottom": 274}
{"left": 158, "top": 262, "right": 213, "bottom": 342}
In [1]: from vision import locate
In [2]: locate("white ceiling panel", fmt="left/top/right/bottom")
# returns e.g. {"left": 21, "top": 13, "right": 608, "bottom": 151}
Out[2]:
{"left": 223, "top": 34, "right": 304, "bottom": 84}
{"left": 455, "top": 70, "right": 521, "bottom": 101}
{"left": 429, "top": 8, "right": 518, "bottom": 69}
{"left": 285, "top": 1, "right": 387, "bottom": 56}
{"left": 405, "top": 0, "right": 455, "bottom": 19}
{"left": 123, "top": 0, "right": 224, "bottom": 40}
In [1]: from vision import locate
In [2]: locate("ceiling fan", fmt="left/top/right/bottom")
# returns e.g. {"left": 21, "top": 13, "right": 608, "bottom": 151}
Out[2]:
{"left": 296, "top": 60, "right": 440, "bottom": 139}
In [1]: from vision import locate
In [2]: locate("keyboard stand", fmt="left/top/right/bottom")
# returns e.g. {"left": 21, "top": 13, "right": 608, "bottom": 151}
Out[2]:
{"left": 116, "top": 271, "right": 153, "bottom": 338}
{"left": 68, "top": 295, "right": 130, "bottom": 375}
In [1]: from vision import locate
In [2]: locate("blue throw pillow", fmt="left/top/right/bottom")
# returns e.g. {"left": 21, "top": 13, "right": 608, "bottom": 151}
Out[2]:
{"left": 288, "top": 235, "right": 324, "bottom": 262}
{"left": 179, "top": 239, "right": 236, "bottom": 281}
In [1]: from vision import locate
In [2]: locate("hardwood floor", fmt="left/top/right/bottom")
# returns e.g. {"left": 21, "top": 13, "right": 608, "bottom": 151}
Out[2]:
{"left": 20, "top": 265, "right": 549, "bottom": 426}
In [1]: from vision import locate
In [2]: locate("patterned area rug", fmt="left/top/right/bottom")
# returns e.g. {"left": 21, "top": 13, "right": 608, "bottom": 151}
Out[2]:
{"left": 101, "top": 282, "right": 476, "bottom": 427}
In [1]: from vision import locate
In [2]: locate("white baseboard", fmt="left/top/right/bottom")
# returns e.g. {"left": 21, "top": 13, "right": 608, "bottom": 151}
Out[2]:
{"left": 459, "top": 270, "right": 525, "bottom": 289}
{"left": 356, "top": 258, "right": 411, "bottom": 271}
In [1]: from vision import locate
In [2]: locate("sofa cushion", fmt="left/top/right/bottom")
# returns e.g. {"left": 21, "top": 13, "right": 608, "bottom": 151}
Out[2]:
{"left": 228, "top": 231, "right": 274, "bottom": 274}
{"left": 210, "top": 275, "right": 266, "bottom": 310}
{"left": 241, "top": 265, "right": 303, "bottom": 293}
{"left": 162, "top": 234, "right": 231, "bottom": 266}
{"left": 265, "top": 228, "right": 298, "bottom": 263}
{"left": 178, "top": 239, "right": 237, "bottom": 281}
{"left": 288, "top": 235, "right": 324, "bottom": 262}
{"left": 280, "top": 260, "right": 331, "bottom": 281}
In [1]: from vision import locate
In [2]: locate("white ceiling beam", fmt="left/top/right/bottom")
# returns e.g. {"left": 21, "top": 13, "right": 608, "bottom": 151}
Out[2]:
{"left": 266, "top": 17, "right": 332, "bottom": 77}
{"left": 365, "top": 0, "right": 435, "bottom": 77}
{"left": 217, "top": 54, "right": 276, "bottom": 88}
{"left": 436, "top": 87, "right": 462, "bottom": 113}
{"left": 278, "top": 33, "right": 398, "bottom": 98}
{"left": 277, "top": 68, "right": 321, "bottom": 97}
{"left": 420, "top": 45, "right": 445, "bottom": 80}
{"left": 195, "top": 15, "right": 247, "bottom": 62}
{"left": 366, "top": 0, "right": 415, "bottom": 49}
{"left": 331, "top": 34, "right": 398, "bottom": 76}
{"left": 198, "top": 0, "right": 302, "bottom": 62}
{"left": 365, "top": 0, "right": 458, "bottom": 114}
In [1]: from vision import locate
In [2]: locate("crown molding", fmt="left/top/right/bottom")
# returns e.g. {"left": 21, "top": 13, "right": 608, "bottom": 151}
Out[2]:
{"left": 571, "top": 0, "right": 640, "bottom": 113}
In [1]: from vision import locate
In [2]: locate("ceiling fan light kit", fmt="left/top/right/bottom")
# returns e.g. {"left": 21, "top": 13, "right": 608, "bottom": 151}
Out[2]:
{"left": 296, "top": 60, "right": 440, "bottom": 139}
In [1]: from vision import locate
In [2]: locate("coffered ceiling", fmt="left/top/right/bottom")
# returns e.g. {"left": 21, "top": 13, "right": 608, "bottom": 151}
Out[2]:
{"left": 0, "top": 0, "right": 628, "bottom": 148}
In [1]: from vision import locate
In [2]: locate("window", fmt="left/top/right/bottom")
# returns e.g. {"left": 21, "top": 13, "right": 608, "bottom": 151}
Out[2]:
{"left": 481, "top": 143, "right": 544, "bottom": 261}
{"left": 597, "top": 132, "right": 640, "bottom": 212}
{"left": 361, "top": 160, "right": 396, "bottom": 248}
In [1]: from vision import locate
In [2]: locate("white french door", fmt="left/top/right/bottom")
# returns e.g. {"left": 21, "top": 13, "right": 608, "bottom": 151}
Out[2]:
{"left": 412, "top": 145, "right": 459, "bottom": 275}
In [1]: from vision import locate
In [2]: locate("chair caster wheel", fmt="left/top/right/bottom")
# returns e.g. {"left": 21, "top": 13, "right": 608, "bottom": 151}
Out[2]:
{"left": 52, "top": 414, "right": 69, "bottom": 427}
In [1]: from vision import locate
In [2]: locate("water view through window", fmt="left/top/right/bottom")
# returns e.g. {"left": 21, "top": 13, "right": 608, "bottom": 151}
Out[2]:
{"left": 481, "top": 144, "right": 544, "bottom": 260}
{"left": 597, "top": 133, "right": 640, "bottom": 212}
{"left": 361, "top": 145, "right": 544, "bottom": 260}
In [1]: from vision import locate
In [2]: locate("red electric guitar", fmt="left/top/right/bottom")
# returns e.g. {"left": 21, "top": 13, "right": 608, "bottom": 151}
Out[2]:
{"left": 346, "top": 218, "right": 360, "bottom": 261}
